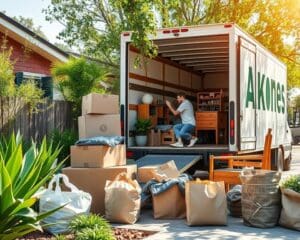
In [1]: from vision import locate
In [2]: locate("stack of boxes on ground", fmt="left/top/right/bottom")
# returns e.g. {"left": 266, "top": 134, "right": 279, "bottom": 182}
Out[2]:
{"left": 62, "top": 93, "right": 137, "bottom": 215}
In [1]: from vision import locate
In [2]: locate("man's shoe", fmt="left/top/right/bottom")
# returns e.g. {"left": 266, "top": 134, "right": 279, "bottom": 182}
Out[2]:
{"left": 187, "top": 137, "right": 198, "bottom": 147}
{"left": 170, "top": 142, "right": 184, "bottom": 148}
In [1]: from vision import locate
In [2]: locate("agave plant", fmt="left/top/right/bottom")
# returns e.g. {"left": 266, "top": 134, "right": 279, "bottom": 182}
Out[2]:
{"left": 0, "top": 133, "right": 64, "bottom": 240}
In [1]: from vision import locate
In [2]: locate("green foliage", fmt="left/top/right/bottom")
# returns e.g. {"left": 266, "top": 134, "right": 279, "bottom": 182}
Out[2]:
{"left": 0, "top": 37, "right": 45, "bottom": 111}
{"left": 281, "top": 175, "right": 300, "bottom": 193}
{"left": 0, "top": 43, "right": 15, "bottom": 97}
{"left": 49, "top": 129, "right": 78, "bottom": 167}
{"left": 76, "top": 228, "right": 115, "bottom": 240}
{"left": 55, "top": 235, "right": 67, "bottom": 240}
{"left": 51, "top": 57, "right": 109, "bottom": 118}
{"left": 45, "top": 0, "right": 300, "bottom": 88}
{"left": 17, "top": 79, "right": 45, "bottom": 112}
{"left": 0, "top": 133, "right": 64, "bottom": 240}
{"left": 69, "top": 214, "right": 115, "bottom": 240}
{"left": 134, "top": 119, "right": 152, "bottom": 135}
{"left": 69, "top": 214, "right": 112, "bottom": 232}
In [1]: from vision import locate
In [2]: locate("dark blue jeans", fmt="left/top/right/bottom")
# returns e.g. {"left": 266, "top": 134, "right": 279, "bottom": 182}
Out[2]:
{"left": 173, "top": 124, "right": 195, "bottom": 141}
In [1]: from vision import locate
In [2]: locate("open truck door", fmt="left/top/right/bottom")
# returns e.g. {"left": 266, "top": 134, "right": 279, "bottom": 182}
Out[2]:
{"left": 239, "top": 37, "right": 257, "bottom": 151}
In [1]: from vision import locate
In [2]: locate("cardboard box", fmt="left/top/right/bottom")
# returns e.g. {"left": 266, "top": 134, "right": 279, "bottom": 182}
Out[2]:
{"left": 70, "top": 144, "right": 126, "bottom": 168}
{"left": 62, "top": 165, "right": 137, "bottom": 215}
{"left": 147, "top": 129, "right": 161, "bottom": 146}
{"left": 78, "top": 114, "right": 121, "bottom": 139}
{"left": 82, "top": 93, "right": 119, "bottom": 115}
{"left": 138, "top": 160, "right": 180, "bottom": 183}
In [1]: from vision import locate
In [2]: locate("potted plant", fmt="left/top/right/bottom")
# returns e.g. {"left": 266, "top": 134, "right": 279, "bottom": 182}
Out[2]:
{"left": 134, "top": 119, "right": 152, "bottom": 146}
{"left": 128, "top": 130, "right": 135, "bottom": 147}
{"left": 279, "top": 175, "right": 300, "bottom": 231}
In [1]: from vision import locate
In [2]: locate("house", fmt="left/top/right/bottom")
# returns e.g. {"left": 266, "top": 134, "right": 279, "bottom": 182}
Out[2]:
{"left": 0, "top": 12, "right": 68, "bottom": 99}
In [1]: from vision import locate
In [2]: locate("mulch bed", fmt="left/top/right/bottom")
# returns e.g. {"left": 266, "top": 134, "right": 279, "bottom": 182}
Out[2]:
{"left": 18, "top": 228, "right": 156, "bottom": 240}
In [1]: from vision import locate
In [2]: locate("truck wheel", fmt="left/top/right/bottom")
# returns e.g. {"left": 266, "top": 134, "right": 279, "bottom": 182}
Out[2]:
{"left": 277, "top": 145, "right": 284, "bottom": 172}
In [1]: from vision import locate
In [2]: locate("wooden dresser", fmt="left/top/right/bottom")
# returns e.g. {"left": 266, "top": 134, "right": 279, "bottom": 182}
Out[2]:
{"left": 196, "top": 111, "right": 228, "bottom": 144}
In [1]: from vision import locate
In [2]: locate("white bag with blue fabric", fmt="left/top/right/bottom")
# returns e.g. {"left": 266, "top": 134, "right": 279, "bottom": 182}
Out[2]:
{"left": 39, "top": 174, "right": 92, "bottom": 234}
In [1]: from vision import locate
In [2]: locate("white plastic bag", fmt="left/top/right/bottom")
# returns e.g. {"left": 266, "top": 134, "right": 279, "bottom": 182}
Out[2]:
{"left": 39, "top": 174, "right": 92, "bottom": 234}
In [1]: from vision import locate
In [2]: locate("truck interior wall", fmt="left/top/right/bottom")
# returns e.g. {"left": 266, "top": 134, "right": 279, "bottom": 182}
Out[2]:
{"left": 127, "top": 46, "right": 230, "bottom": 146}
{"left": 203, "top": 72, "right": 229, "bottom": 89}
{"left": 128, "top": 49, "right": 202, "bottom": 134}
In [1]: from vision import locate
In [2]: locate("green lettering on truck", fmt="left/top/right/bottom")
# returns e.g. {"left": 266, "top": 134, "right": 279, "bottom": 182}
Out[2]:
{"left": 277, "top": 82, "right": 281, "bottom": 113}
{"left": 282, "top": 85, "right": 285, "bottom": 114}
{"left": 245, "top": 67, "right": 285, "bottom": 114}
{"left": 257, "top": 72, "right": 265, "bottom": 110}
{"left": 266, "top": 77, "right": 271, "bottom": 110}
{"left": 271, "top": 79, "right": 276, "bottom": 112}
{"left": 246, "top": 66, "right": 255, "bottom": 108}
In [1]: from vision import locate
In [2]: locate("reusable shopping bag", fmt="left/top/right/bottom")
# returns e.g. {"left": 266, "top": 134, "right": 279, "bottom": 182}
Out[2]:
{"left": 39, "top": 174, "right": 92, "bottom": 234}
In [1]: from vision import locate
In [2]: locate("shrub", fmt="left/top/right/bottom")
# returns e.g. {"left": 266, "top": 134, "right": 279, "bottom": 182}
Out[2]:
{"left": 0, "top": 45, "right": 15, "bottom": 96}
{"left": 17, "top": 79, "right": 45, "bottom": 112}
{"left": 69, "top": 214, "right": 112, "bottom": 232}
{"left": 69, "top": 214, "right": 115, "bottom": 240}
{"left": 76, "top": 228, "right": 115, "bottom": 240}
{"left": 0, "top": 133, "right": 64, "bottom": 239}
{"left": 49, "top": 129, "right": 78, "bottom": 166}
{"left": 281, "top": 175, "right": 300, "bottom": 193}
{"left": 55, "top": 235, "right": 67, "bottom": 240}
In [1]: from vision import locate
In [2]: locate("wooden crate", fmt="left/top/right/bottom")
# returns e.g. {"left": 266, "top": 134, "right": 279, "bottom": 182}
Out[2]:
{"left": 161, "top": 129, "right": 175, "bottom": 145}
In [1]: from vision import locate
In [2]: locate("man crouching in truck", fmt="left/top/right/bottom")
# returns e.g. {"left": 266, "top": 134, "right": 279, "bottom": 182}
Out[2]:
{"left": 166, "top": 92, "right": 198, "bottom": 148}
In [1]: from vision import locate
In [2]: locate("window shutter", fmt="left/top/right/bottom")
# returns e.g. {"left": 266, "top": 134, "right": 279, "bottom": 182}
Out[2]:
{"left": 41, "top": 76, "right": 53, "bottom": 99}
{"left": 15, "top": 72, "right": 24, "bottom": 86}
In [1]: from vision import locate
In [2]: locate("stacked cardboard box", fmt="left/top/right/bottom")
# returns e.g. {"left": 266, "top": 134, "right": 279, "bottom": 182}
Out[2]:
{"left": 79, "top": 93, "right": 121, "bottom": 139}
{"left": 63, "top": 93, "right": 137, "bottom": 215}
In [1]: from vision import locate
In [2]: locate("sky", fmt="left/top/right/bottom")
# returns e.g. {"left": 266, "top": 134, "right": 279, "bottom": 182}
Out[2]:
{"left": 0, "top": 0, "right": 63, "bottom": 44}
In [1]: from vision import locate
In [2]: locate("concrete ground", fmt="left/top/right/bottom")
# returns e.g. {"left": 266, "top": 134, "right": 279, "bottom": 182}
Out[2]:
{"left": 114, "top": 146, "right": 300, "bottom": 240}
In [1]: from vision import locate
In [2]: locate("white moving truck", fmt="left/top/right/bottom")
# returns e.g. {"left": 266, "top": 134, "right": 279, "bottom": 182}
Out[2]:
{"left": 120, "top": 23, "right": 292, "bottom": 170}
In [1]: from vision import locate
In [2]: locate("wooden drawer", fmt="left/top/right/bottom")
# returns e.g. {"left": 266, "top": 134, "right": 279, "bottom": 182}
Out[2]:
{"left": 196, "top": 112, "right": 217, "bottom": 120}
{"left": 196, "top": 120, "right": 217, "bottom": 128}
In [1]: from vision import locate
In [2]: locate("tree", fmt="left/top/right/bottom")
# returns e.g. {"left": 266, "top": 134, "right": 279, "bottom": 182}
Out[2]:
{"left": 51, "top": 57, "right": 110, "bottom": 118}
{"left": 13, "top": 16, "right": 48, "bottom": 40}
{"left": 0, "top": 46, "right": 15, "bottom": 96}
{"left": 44, "top": 0, "right": 300, "bottom": 88}
{"left": 0, "top": 37, "right": 45, "bottom": 112}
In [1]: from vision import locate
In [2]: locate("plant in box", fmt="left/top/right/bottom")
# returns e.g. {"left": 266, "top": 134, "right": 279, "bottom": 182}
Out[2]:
{"left": 279, "top": 175, "right": 300, "bottom": 231}
{"left": 134, "top": 119, "right": 152, "bottom": 146}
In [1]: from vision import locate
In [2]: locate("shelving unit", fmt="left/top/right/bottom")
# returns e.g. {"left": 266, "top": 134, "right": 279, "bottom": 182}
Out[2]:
{"left": 197, "top": 90, "right": 227, "bottom": 112}
{"left": 137, "top": 104, "right": 157, "bottom": 127}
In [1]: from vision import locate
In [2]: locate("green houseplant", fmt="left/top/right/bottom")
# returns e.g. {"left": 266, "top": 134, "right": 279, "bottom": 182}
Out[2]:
{"left": 134, "top": 119, "right": 152, "bottom": 146}
{"left": 279, "top": 175, "right": 300, "bottom": 231}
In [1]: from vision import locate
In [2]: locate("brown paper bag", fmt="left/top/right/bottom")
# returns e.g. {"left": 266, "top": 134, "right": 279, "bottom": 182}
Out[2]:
{"left": 138, "top": 160, "right": 180, "bottom": 183}
{"left": 105, "top": 173, "right": 141, "bottom": 224}
{"left": 152, "top": 184, "right": 186, "bottom": 219}
{"left": 185, "top": 180, "right": 227, "bottom": 226}
{"left": 279, "top": 188, "right": 300, "bottom": 231}
{"left": 153, "top": 160, "right": 180, "bottom": 182}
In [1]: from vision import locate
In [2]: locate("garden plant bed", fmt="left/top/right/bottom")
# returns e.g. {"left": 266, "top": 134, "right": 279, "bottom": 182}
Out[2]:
{"left": 19, "top": 228, "right": 157, "bottom": 240}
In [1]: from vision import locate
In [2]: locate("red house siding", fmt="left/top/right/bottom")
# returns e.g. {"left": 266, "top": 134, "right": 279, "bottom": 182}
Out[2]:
{"left": 0, "top": 32, "right": 52, "bottom": 75}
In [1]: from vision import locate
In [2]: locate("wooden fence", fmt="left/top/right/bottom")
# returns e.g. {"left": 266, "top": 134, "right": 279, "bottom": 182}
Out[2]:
{"left": 0, "top": 97, "right": 74, "bottom": 143}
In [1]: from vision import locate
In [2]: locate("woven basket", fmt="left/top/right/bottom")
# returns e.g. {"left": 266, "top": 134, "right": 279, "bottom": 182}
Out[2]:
{"left": 240, "top": 170, "right": 281, "bottom": 228}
